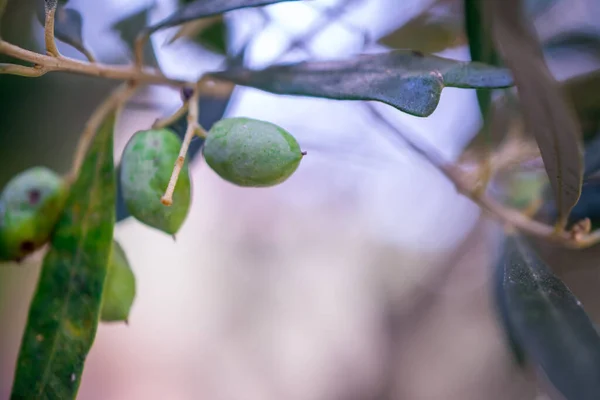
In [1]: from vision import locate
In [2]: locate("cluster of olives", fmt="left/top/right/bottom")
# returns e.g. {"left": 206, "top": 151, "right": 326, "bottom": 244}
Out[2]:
{"left": 0, "top": 116, "right": 303, "bottom": 322}
{"left": 120, "top": 117, "right": 305, "bottom": 235}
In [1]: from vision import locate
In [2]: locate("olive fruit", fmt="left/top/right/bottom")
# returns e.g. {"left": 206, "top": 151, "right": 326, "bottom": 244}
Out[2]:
{"left": 203, "top": 117, "right": 304, "bottom": 187}
{"left": 101, "top": 240, "right": 136, "bottom": 323}
{"left": 0, "top": 167, "right": 67, "bottom": 262}
{"left": 120, "top": 129, "right": 191, "bottom": 235}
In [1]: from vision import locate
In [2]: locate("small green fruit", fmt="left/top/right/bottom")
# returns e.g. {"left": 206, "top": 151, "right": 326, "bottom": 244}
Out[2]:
{"left": 0, "top": 167, "right": 67, "bottom": 262}
{"left": 203, "top": 117, "right": 304, "bottom": 187}
{"left": 120, "top": 129, "right": 191, "bottom": 235}
{"left": 101, "top": 240, "right": 136, "bottom": 323}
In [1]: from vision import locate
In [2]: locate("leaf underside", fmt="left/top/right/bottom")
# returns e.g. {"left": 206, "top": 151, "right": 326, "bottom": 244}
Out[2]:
{"left": 10, "top": 111, "right": 117, "bottom": 400}
{"left": 499, "top": 235, "right": 600, "bottom": 399}
{"left": 146, "top": 0, "right": 302, "bottom": 34}
{"left": 211, "top": 50, "right": 514, "bottom": 117}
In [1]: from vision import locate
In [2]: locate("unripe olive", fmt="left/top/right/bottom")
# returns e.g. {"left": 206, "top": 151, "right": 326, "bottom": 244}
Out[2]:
{"left": 203, "top": 117, "right": 304, "bottom": 187}
{"left": 120, "top": 129, "right": 191, "bottom": 235}
{"left": 101, "top": 240, "right": 136, "bottom": 323}
{"left": 0, "top": 167, "right": 67, "bottom": 262}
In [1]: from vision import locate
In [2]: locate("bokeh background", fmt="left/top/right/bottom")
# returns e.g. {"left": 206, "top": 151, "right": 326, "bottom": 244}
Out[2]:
{"left": 0, "top": 0, "right": 599, "bottom": 399}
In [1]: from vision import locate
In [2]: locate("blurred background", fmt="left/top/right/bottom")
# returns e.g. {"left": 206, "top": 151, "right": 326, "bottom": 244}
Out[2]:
{"left": 0, "top": 0, "right": 599, "bottom": 399}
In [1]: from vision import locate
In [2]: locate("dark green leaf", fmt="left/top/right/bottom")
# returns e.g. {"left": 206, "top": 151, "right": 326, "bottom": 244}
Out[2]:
{"left": 499, "top": 235, "right": 600, "bottom": 399}
{"left": 486, "top": 0, "right": 583, "bottom": 228}
{"left": 145, "top": 0, "right": 301, "bottom": 34}
{"left": 36, "top": 2, "right": 92, "bottom": 60}
{"left": 112, "top": 6, "right": 160, "bottom": 68}
{"left": 464, "top": 0, "right": 502, "bottom": 121}
{"left": 211, "top": 50, "right": 514, "bottom": 117}
{"left": 493, "top": 236, "right": 526, "bottom": 366}
{"left": 10, "top": 110, "right": 117, "bottom": 399}
{"left": 563, "top": 70, "right": 600, "bottom": 143}
{"left": 195, "top": 17, "right": 228, "bottom": 55}
{"left": 378, "top": 0, "right": 465, "bottom": 54}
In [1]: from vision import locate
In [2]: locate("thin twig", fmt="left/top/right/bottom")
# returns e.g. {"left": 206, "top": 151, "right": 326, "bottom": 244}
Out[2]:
{"left": 0, "top": 63, "right": 46, "bottom": 77}
{"left": 44, "top": 5, "right": 60, "bottom": 57}
{"left": 0, "top": 39, "right": 185, "bottom": 87}
{"left": 80, "top": 47, "right": 96, "bottom": 63}
{"left": 363, "top": 103, "right": 600, "bottom": 249}
{"left": 161, "top": 84, "right": 201, "bottom": 206}
{"left": 152, "top": 101, "right": 189, "bottom": 129}
{"left": 69, "top": 82, "right": 141, "bottom": 179}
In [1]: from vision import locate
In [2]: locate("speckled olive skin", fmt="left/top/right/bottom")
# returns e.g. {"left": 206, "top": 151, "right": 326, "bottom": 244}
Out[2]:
{"left": 203, "top": 117, "right": 304, "bottom": 187}
{"left": 120, "top": 129, "right": 191, "bottom": 235}
{"left": 0, "top": 167, "right": 67, "bottom": 262}
{"left": 101, "top": 240, "right": 136, "bottom": 323}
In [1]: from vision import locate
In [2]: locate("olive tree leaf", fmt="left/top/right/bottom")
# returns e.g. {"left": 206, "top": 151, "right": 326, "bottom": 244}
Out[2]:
{"left": 101, "top": 240, "right": 136, "bottom": 323}
{"left": 464, "top": 0, "right": 502, "bottom": 121}
{"left": 378, "top": 0, "right": 465, "bottom": 54}
{"left": 498, "top": 235, "right": 600, "bottom": 399}
{"left": 563, "top": 70, "right": 600, "bottom": 143}
{"left": 35, "top": 1, "right": 93, "bottom": 61}
{"left": 144, "top": 0, "right": 301, "bottom": 34}
{"left": 486, "top": 0, "right": 583, "bottom": 229}
{"left": 112, "top": 5, "right": 160, "bottom": 68}
{"left": 10, "top": 110, "right": 117, "bottom": 400}
{"left": 210, "top": 50, "right": 514, "bottom": 117}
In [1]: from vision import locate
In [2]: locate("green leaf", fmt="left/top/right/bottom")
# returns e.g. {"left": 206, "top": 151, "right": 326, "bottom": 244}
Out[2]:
{"left": 144, "top": 0, "right": 301, "bottom": 34}
{"left": 211, "top": 50, "right": 514, "bottom": 117}
{"left": 101, "top": 240, "right": 136, "bottom": 323}
{"left": 486, "top": 0, "right": 583, "bottom": 228}
{"left": 10, "top": 110, "right": 117, "bottom": 400}
{"left": 35, "top": 1, "right": 92, "bottom": 60}
{"left": 498, "top": 235, "right": 600, "bottom": 399}
{"left": 112, "top": 6, "right": 160, "bottom": 68}
{"left": 464, "top": 0, "right": 501, "bottom": 121}
{"left": 378, "top": 0, "right": 465, "bottom": 54}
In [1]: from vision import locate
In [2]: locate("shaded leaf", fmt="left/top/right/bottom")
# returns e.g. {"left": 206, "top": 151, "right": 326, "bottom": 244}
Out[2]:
{"left": 464, "top": 0, "right": 501, "bottom": 121}
{"left": 101, "top": 240, "right": 136, "bottom": 323}
{"left": 10, "top": 110, "right": 117, "bottom": 399}
{"left": 499, "top": 235, "right": 600, "bottom": 399}
{"left": 562, "top": 70, "right": 600, "bottom": 143}
{"left": 378, "top": 0, "right": 465, "bottom": 54}
{"left": 112, "top": 6, "right": 160, "bottom": 68}
{"left": 211, "top": 50, "right": 514, "bottom": 117}
{"left": 0, "top": 0, "right": 7, "bottom": 30}
{"left": 36, "top": 1, "right": 92, "bottom": 60}
{"left": 486, "top": 0, "right": 583, "bottom": 228}
{"left": 168, "top": 15, "right": 229, "bottom": 55}
{"left": 145, "top": 0, "right": 301, "bottom": 34}
{"left": 493, "top": 236, "right": 527, "bottom": 366}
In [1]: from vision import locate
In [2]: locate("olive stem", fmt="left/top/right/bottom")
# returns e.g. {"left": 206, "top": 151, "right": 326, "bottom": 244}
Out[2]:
{"left": 152, "top": 101, "right": 189, "bottom": 129}
{"left": 364, "top": 103, "right": 600, "bottom": 250}
{"left": 69, "top": 82, "right": 141, "bottom": 180}
{"left": 0, "top": 63, "right": 46, "bottom": 77}
{"left": 0, "top": 39, "right": 185, "bottom": 86}
{"left": 161, "top": 84, "right": 201, "bottom": 206}
{"left": 44, "top": 5, "right": 61, "bottom": 57}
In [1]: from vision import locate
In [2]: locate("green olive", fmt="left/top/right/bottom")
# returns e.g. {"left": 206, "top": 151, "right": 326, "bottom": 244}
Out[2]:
{"left": 101, "top": 240, "right": 136, "bottom": 323}
{"left": 203, "top": 117, "right": 304, "bottom": 187}
{"left": 120, "top": 129, "right": 191, "bottom": 235}
{"left": 0, "top": 167, "right": 67, "bottom": 262}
